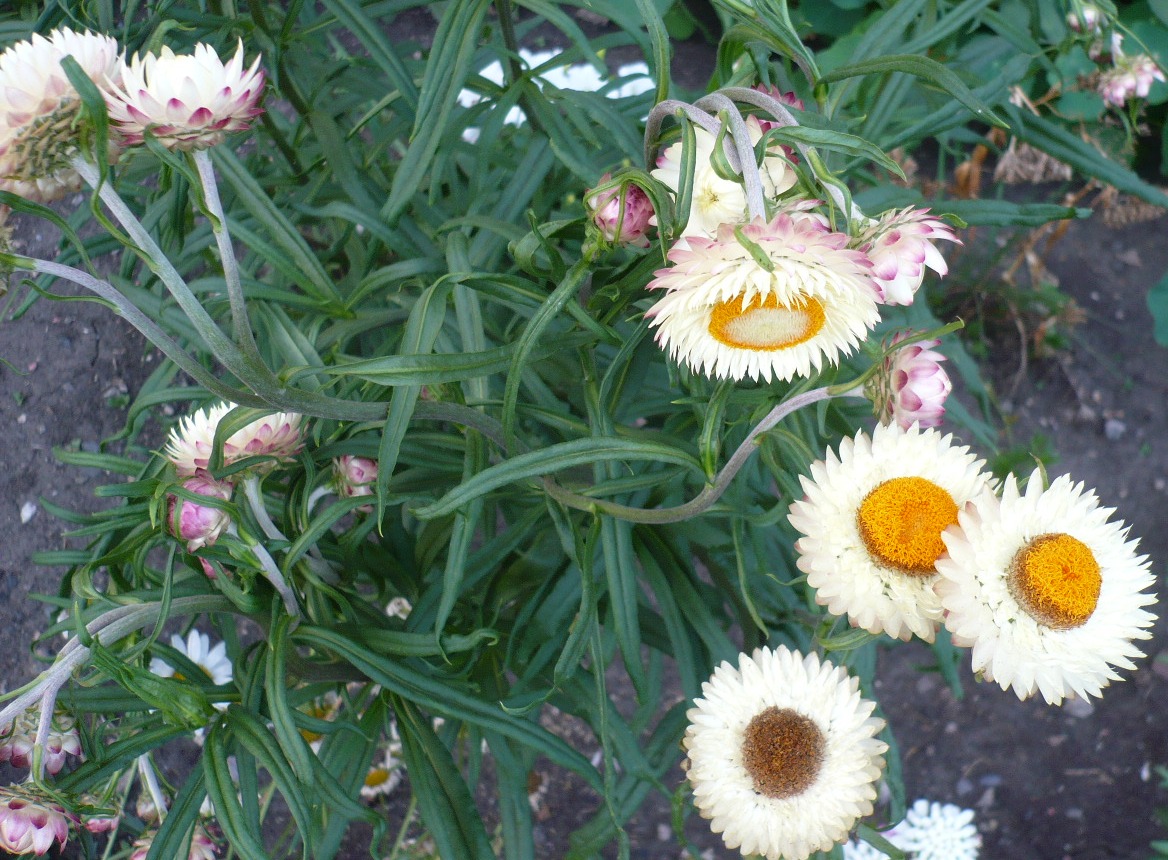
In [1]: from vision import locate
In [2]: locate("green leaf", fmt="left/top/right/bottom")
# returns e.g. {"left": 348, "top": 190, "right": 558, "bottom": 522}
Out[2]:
{"left": 855, "top": 824, "right": 908, "bottom": 859}
{"left": 203, "top": 723, "right": 272, "bottom": 860}
{"left": 763, "top": 125, "right": 904, "bottom": 177}
{"left": 1147, "top": 268, "right": 1168, "bottom": 346}
{"left": 147, "top": 767, "right": 207, "bottom": 860}
{"left": 820, "top": 54, "right": 1007, "bottom": 128}
{"left": 928, "top": 199, "right": 1092, "bottom": 227}
{"left": 392, "top": 694, "right": 495, "bottom": 860}
{"left": 264, "top": 616, "right": 317, "bottom": 786}
{"left": 320, "top": 0, "right": 419, "bottom": 112}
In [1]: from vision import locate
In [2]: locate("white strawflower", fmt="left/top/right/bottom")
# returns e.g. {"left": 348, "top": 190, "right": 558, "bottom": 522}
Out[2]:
{"left": 652, "top": 115, "right": 798, "bottom": 239}
{"left": 898, "top": 799, "right": 980, "bottom": 860}
{"left": 150, "top": 630, "right": 234, "bottom": 687}
{"left": 165, "top": 402, "right": 304, "bottom": 476}
{"left": 107, "top": 41, "right": 264, "bottom": 150}
{"left": 936, "top": 469, "right": 1157, "bottom": 704}
{"left": 788, "top": 423, "right": 993, "bottom": 642}
{"left": 684, "top": 646, "right": 887, "bottom": 860}
{"left": 0, "top": 27, "right": 122, "bottom": 201}
{"left": 646, "top": 215, "right": 879, "bottom": 382}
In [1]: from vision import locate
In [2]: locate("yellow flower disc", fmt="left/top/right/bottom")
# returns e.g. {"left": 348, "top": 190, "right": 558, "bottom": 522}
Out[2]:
{"left": 857, "top": 477, "right": 958, "bottom": 576}
{"left": 1008, "top": 533, "right": 1101, "bottom": 629}
{"left": 741, "top": 706, "right": 824, "bottom": 800}
{"left": 708, "top": 293, "right": 826, "bottom": 351}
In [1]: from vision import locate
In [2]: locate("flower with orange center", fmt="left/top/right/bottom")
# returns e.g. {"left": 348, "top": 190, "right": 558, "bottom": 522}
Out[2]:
{"left": 684, "top": 646, "right": 887, "bottom": 860}
{"left": 645, "top": 215, "right": 880, "bottom": 382}
{"left": 788, "top": 422, "right": 993, "bottom": 642}
{"left": 936, "top": 469, "right": 1156, "bottom": 704}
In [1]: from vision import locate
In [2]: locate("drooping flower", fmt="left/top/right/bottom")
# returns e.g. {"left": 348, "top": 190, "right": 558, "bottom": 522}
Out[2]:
{"left": 78, "top": 794, "right": 120, "bottom": 835}
{"left": 1067, "top": 4, "right": 1103, "bottom": 34}
{"left": 168, "top": 471, "right": 234, "bottom": 552}
{"left": 936, "top": 469, "right": 1157, "bottom": 704}
{"left": 164, "top": 402, "right": 304, "bottom": 477}
{"left": 856, "top": 208, "right": 960, "bottom": 306}
{"left": 0, "top": 783, "right": 74, "bottom": 856}
{"left": 871, "top": 333, "right": 953, "bottom": 430}
{"left": 684, "top": 646, "right": 887, "bottom": 860}
{"left": 106, "top": 41, "right": 264, "bottom": 150}
{"left": 150, "top": 630, "right": 234, "bottom": 688}
{"left": 652, "top": 115, "right": 797, "bottom": 239}
{"left": 897, "top": 799, "right": 981, "bottom": 860}
{"left": 0, "top": 27, "right": 122, "bottom": 202}
{"left": 788, "top": 423, "right": 994, "bottom": 642}
{"left": 0, "top": 707, "right": 82, "bottom": 775}
{"left": 585, "top": 173, "right": 654, "bottom": 247}
{"left": 646, "top": 215, "right": 879, "bottom": 382}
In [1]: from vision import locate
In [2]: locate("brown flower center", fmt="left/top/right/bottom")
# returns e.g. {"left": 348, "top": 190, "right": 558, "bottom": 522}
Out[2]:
{"left": 708, "top": 293, "right": 825, "bottom": 351}
{"left": 741, "top": 706, "right": 825, "bottom": 799}
{"left": 857, "top": 477, "right": 958, "bottom": 575}
{"left": 1008, "top": 533, "right": 1101, "bottom": 629}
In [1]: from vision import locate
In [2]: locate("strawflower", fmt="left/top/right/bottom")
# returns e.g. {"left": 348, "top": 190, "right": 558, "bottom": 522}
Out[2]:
{"left": 149, "top": 630, "right": 234, "bottom": 688}
{"left": 107, "top": 41, "right": 264, "bottom": 150}
{"left": 333, "top": 455, "right": 378, "bottom": 499}
{"left": 0, "top": 708, "right": 81, "bottom": 776}
{"left": 585, "top": 173, "right": 654, "bottom": 247}
{"left": 0, "top": 783, "right": 73, "bottom": 856}
{"left": 0, "top": 28, "right": 122, "bottom": 202}
{"left": 646, "top": 215, "right": 879, "bottom": 382}
{"left": 684, "top": 646, "right": 887, "bottom": 860}
{"left": 168, "top": 471, "right": 234, "bottom": 551}
{"left": 937, "top": 469, "right": 1157, "bottom": 704}
{"left": 856, "top": 208, "right": 959, "bottom": 306}
{"left": 898, "top": 799, "right": 980, "bottom": 860}
{"left": 165, "top": 402, "right": 304, "bottom": 477}
{"left": 872, "top": 333, "right": 953, "bottom": 430}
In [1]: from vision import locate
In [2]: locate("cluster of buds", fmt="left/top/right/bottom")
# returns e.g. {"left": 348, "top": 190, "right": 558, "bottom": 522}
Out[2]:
{"left": 0, "top": 708, "right": 81, "bottom": 776}
{"left": 1099, "top": 50, "right": 1166, "bottom": 108}
{"left": 0, "top": 28, "right": 265, "bottom": 203}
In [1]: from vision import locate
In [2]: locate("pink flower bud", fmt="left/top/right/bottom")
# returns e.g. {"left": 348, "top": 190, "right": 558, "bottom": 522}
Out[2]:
{"left": 752, "top": 83, "right": 805, "bottom": 112}
{"left": 1067, "top": 5, "right": 1102, "bottom": 34}
{"left": 0, "top": 784, "right": 74, "bottom": 856}
{"left": 334, "top": 455, "right": 378, "bottom": 498}
{"left": 586, "top": 173, "right": 654, "bottom": 247}
{"left": 877, "top": 333, "right": 953, "bottom": 430}
{"left": 858, "top": 207, "right": 960, "bottom": 306}
{"left": 168, "top": 472, "right": 233, "bottom": 552}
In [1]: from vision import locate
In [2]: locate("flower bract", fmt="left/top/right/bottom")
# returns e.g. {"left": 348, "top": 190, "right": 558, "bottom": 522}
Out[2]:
{"left": 168, "top": 471, "right": 234, "bottom": 551}
{"left": 646, "top": 215, "right": 879, "bottom": 382}
{"left": 874, "top": 332, "right": 953, "bottom": 430}
{"left": 683, "top": 645, "right": 887, "bottom": 860}
{"left": 936, "top": 469, "right": 1157, "bottom": 704}
{"left": 788, "top": 423, "right": 993, "bottom": 642}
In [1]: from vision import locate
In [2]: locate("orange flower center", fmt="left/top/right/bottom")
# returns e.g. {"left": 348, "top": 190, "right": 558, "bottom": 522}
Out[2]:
{"left": 741, "top": 706, "right": 824, "bottom": 799}
{"left": 708, "top": 293, "right": 825, "bottom": 351}
{"left": 857, "top": 477, "right": 959, "bottom": 575}
{"left": 1008, "top": 533, "right": 1101, "bottom": 629}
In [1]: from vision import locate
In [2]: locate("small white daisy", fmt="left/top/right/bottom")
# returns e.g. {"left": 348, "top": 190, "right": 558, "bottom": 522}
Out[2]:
{"left": 360, "top": 734, "right": 403, "bottom": 801}
{"left": 652, "top": 115, "right": 797, "bottom": 239}
{"left": 164, "top": 402, "right": 304, "bottom": 476}
{"left": 684, "top": 645, "right": 887, "bottom": 860}
{"left": 788, "top": 423, "right": 993, "bottom": 642}
{"left": 897, "top": 799, "right": 980, "bottom": 860}
{"left": 150, "top": 630, "right": 233, "bottom": 687}
{"left": 646, "top": 215, "right": 880, "bottom": 383}
{"left": 936, "top": 469, "right": 1156, "bottom": 704}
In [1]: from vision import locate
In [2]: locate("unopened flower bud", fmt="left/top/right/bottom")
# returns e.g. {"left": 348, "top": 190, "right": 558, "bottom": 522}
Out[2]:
{"left": 0, "top": 708, "right": 81, "bottom": 775}
{"left": 333, "top": 455, "right": 378, "bottom": 499}
{"left": 872, "top": 333, "right": 953, "bottom": 430}
{"left": 857, "top": 207, "right": 960, "bottom": 306}
{"left": 586, "top": 173, "right": 654, "bottom": 247}
{"left": 168, "top": 472, "right": 233, "bottom": 552}
{"left": 0, "top": 783, "right": 74, "bottom": 855}
{"left": 1067, "top": 5, "right": 1102, "bottom": 34}
{"left": 78, "top": 794, "right": 120, "bottom": 835}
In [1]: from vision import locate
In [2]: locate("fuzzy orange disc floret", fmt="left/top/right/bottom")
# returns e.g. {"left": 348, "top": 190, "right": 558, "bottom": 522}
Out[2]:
{"left": 857, "top": 476, "right": 958, "bottom": 575}
{"left": 1008, "top": 533, "right": 1101, "bottom": 629}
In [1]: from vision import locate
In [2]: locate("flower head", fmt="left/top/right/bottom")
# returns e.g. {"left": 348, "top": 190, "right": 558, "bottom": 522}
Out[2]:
{"left": 0, "top": 708, "right": 82, "bottom": 776}
{"left": 788, "top": 423, "right": 994, "bottom": 642}
{"left": 652, "top": 115, "right": 797, "bottom": 240}
{"left": 78, "top": 795, "right": 120, "bottom": 836}
{"left": 1067, "top": 4, "right": 1103, "bottom": 34}
{"left": 333, "top": 455, "right": 378, "bottom": 499}
{"left": 150, "top": 630, "right": 234, "bottom": 688}
{"left": 165, "top": 402, "right": 304, "bottom": 477}
{"left": 131, "top": 822, "right": 218, "bottom": 860}
{"left": 168, "top": 471, "right": 233, "bottom": 552}
{"left": 936, "top": 469, "right": 1157, "bottom": 704}
{"left": 684, "top": 646, "right": 887, "bottom": 860}
{"left": 898, "top": 799, "right": 980, "bottom": 860}
{"left": 107, "top": 41, "right": 264, "bottom": 150}
{"left": 646, "top": 215, "right": 879, "bottom": 382}
{"left": 0, "top": 28, "right": 122, "bottom": 201}
{"left": 1099, "top": 55, "right": 1166, "bottom": 107}
{"left": 586, "top": 173, "right": 654, "bottom": 247}
{"left": 360, "top": 736, "right": 404, "bottom": 801}
{"left": 857, "top": 208, "right": 959, "bottom": 306}
{"left": 0, "top": 783, "right": 73, "bottom": 856}
{"left": 872, "top": 333, "right": 953, "bottom": 430}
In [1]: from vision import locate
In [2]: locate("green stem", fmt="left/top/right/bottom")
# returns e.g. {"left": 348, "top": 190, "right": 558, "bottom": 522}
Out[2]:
{"left": 493, "top": 0, "right": 544, "bottom": 136}
{"left": 242, "top": 474, "right": 287, "bottom": 543}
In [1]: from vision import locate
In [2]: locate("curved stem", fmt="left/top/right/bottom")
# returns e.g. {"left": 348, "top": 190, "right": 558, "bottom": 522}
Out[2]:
{"left": 242, "top": 474, "right": 287, "bottom": 543}
{"left": 137, "top": 753, "right": 169, "bottom": 822}
{"left": 193, "top": 149, "right": 268, "bottom": 369}
{"left": 31, "top": 691, "right": 55, "bottom": 782}
{"left": 643, "top": 100, "right": 720, "bottom": 167}
{"left": 242, "top": 534, "right": 300, "bottom": 621}
{"left": 696, "top": 94, "right": 768, "bottom": 220}
{"left": 305, "top": 486, "right": 331, "bottom": 517}
{"left": 543, "top": 386, "right": 835, "bottom": 523}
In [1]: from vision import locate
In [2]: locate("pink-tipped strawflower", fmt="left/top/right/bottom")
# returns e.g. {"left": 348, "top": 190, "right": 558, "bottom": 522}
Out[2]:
{"left": 131, "top": 822, "right": 218, "bottom": 860}
{"left": 333, "top": 455, "right": 378, "bottom": 500}
{"left": 0, "top": 783, "right": 74, "bottom": 856}
{"left": 0, "top": 28, "right": 122, "bottom": 202}
{"left": 646, "top": 215, "right": 879, "bottom": 382}
{"left": 107, "top": 41, "right": 264, "bottom": 151}
{"left": 1099, "top": 55, "right": 1165, "bottom": 107}
{"left": 168, "top": 471, "right": 233, "bottom": 552}
{"left": 857, "top": 208, "right": 960, "bottom": 306}
{"left": 165, "top": 402, "right": 304, "bottom": 477}
{"left": 872, "top": 333, "right": 953, "bottom": 430}
{"left": 0, "top": 708, "right": 81, "bottom": 776}
{"left": 585, "top": 173, "right": 654, "bottom": 247}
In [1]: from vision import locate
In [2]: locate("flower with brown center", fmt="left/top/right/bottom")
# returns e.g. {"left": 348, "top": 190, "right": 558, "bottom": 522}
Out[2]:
{"left": 936, "top": 469, "right": 1157, "bottom": 704}
{"left": 683, "top": 646, "right": 887, "bottom": 860}
{"left": 788, "top": 422, "right": 993, "bottom": 642}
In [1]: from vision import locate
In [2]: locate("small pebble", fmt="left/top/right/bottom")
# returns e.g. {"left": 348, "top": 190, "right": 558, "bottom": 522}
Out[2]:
{"left": 1104, "top": 418, "right": 1126, "bottom": 441}
{"left": 20, "top": 501, "right": 37, "bottom": 524}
